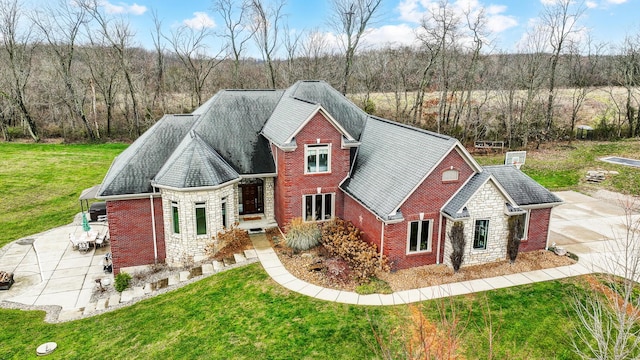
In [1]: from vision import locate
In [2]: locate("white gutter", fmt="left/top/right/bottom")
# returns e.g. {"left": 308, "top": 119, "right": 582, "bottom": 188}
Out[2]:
{"left": 152, "top": 178, "right": 241, "bottom": 192}
{"left": 98, "top": 192, "right": 162, "bottom": 201}
{"left": 150, "top": 194, "right": 158, "bottom": 264}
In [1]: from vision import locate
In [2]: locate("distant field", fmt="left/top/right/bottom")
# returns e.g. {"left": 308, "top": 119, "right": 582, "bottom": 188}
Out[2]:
{"left": 351, "top": 87, "right": 629, "bottom": 130}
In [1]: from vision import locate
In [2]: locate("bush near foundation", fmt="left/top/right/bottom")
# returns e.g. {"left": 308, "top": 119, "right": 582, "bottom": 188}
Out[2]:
{"left": 321, "top": 218, "right": 390, "bottom": 282}
{"left": 449, "top": 222, "right": 465, "bottom": 272}
{"left": 285, "top": 217, "right": 322, "bottom": 252}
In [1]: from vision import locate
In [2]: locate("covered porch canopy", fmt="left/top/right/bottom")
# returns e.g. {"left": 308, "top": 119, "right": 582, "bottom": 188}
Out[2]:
{"left": 79, "top": 184, "right": 101, "bottom": 213}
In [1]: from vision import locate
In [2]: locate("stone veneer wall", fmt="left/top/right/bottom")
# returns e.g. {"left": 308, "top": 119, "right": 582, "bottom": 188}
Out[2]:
{"left": 443, "top": 181, "right": 509, "bottom": 267}
{"left": 161, "top": 183, "right": 237, "bottom": 266}
{"left": 263, "top": 177, "right": 275, "bottom": 222}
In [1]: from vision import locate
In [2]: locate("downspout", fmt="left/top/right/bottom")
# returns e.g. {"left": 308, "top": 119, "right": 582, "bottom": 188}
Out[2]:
{"left": 150, "top": 193, "right": 158, "bottom": 264}
{"left": 437, "top": 214, "right": 443, "bottom": 264}
{"left": 379, "top": 219, "right": 385, "bottom": 267}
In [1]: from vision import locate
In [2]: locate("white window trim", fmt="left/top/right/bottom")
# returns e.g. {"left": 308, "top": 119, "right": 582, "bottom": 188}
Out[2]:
{"left": 171, "top": 201, "right": 180, "bottom": 234}
{"left": 302, "top": 193, "right": 335, "bottom": 222}
{"left": 472, "top": 218, "right": 490, "bottom": 251}
{"left": 195, "top": 202, "right": 207, "bottom": 236}
{"left": 304, "top": 144, "right": 331, "bottom": 174}
{"left": 519, "top": 210, "right": 530, "bottom": 241}
{"left": 406, "top": 219, "right": 433, "bottom": 254}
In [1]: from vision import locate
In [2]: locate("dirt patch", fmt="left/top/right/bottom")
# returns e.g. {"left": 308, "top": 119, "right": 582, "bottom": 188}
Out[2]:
{"left": 272, "top": 233, "right": 576, "bottom": 292}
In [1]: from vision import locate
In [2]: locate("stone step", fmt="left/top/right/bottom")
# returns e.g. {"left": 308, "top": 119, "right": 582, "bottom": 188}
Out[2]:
{"left": 96, "top": 298, "right": 108, "bottom": 311}
{"left": 233, "top": 253, "right": 247, "bottom": 263}
{"left": 244, "top": 249, "right": 258, "bottom": 259}
{"left": 108, "top": 293, "right": 121, "bottom": 307}
{"left": 120, "top": 289, "right": 134, "bottom": 303}
{"left": 212, "top": 260, "right": 224, "bottom": 270}
{"left": 179, "top": 271, "right": 190, "bottom": 282}
{"left": 83, "top": 302, "right": 96, "bottom": 316}
{"left": 202, "top": 263, "right": 214, "bottom": 274}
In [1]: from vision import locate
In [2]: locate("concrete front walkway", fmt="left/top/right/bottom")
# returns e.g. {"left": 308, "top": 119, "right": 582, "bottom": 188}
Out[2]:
{"left": 0, "top": 190, "right": 636, "bottom": 318}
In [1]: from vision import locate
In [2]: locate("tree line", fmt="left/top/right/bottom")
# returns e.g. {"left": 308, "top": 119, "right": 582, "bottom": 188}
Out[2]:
{"left": 1, "top": 0, "right": 639, "bottom": 147}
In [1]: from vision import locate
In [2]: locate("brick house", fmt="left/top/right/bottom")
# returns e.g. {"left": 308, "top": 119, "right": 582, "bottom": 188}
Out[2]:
{"left": 97, "top": 81, "right": 562, "bottom": 274}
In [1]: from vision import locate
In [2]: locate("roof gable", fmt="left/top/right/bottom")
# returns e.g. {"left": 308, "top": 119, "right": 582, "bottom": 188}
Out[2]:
{"left": 153, "top": 131, "right": 240, "bottom": 189}
{"left": 340, "top": 117, "right": 458, "bottom": 221}
{"left": 441, "top": 172, "right": 516, "bottom": 220}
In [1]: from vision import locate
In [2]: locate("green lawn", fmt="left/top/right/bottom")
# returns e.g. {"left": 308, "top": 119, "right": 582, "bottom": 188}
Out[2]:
{"left": 0, "top": 143, "right": 127, "bottom": 248}
{"left": 2, "top": 141, "right": 640, "bottom": 358}
{"left": 0, "top": 263, "right": 583, "bottom": 359}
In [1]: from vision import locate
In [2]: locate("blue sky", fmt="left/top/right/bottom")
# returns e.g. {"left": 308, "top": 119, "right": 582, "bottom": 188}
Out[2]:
{"left": 61, "top": 0, "right": 638, "bottom": 55}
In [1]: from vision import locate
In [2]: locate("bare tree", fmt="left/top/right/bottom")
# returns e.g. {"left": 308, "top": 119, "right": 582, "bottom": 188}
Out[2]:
{"left": 0, "top": 0, "right": 39, "bottom": 141}
{"left": 150, "top": 10, "right": 166, "bottom": 112}
{"left": 282, "top": 24, "right": 302, "bottom": 84}
{"left": 80, "top": 0, "right": 142, "bottom": 136}
{"left": 572, "top": 198, "right": 640, "bottom": 359}
{"left": 249, "top": 0, "right": 285, "bottom": 88}
{"left": 540, "top": 0, "right": 586, "bottom": 133}
{"left": 33, "top": 0, "right": 96, "bottom": 140}
{"left": 329, "top": 0, "right": 382, "bottom": 95}
{"left": 166, "top": 24, "right": 226, "bottom": 108}
{"left": 214, "top": 0, "right": 255, "bottom": 88}
{"left": 299, "top": 29, "right": 331, "bottom": 80}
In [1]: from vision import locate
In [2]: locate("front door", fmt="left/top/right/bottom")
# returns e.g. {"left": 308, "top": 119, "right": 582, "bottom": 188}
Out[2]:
{"left": 239, "top": 181, "right": 264, "bottom": 215}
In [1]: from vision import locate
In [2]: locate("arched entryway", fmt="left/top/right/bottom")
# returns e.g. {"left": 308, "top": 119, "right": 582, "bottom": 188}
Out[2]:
{"left": 239, "top": 178, "right": 264, "bottom": 215}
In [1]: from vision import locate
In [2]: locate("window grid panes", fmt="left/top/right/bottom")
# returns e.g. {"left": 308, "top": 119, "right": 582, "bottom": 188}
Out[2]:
{"left": 473, "top": 219, "right": 489, "bottom": 250}
{"left": 195, "top": 202, "right": 206, "bottom": 235}
{"left": 408, "top": 220, "right": 431, "bottom": 253}
{"left": 306, "top": 145, "right": 330, "bottom": 173}
{"left": 304, "top": 193, "right": 334, "bottom": 221}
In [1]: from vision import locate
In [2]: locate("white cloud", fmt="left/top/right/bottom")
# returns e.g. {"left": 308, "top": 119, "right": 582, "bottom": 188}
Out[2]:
{"left": 183, "top": 12, "right": 216, "bottom": 30}
{"left": 101, "top": 1, "right": 147, "bottom": 15}
{"left": 360, "top": 24, "right": 421, "bottom": 49}
{"left": 586, "top": 1, "right": 598, "bottom": 8}
{"left": 607, "top": 0, "right": 628, "bottom": 4}
{"left": 397, "top": 0, "right": 517, "bottom": 34}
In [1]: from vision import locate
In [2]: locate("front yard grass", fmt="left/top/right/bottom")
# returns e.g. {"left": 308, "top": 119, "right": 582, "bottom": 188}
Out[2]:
{"left": 0, "top": 263, "right": 584, "bottom": 359}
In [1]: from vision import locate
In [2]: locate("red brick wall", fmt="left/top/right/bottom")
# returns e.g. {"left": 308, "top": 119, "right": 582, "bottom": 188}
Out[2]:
{"left": 107, "top": 197, "right": 166, "bottom": 274}
{"left": 273, "top": 111, "right": 351, "bottom": 228}
{"left": 383, "top": 149, "right": 475, "bottom": 270}
{"left": 520, "top": 207, "right": 552, "bottom": 252}
{"left": 343, "top": 193, "right": 382, "bottom": 248}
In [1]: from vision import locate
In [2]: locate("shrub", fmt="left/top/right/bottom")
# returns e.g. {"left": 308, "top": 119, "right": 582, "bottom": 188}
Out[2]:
{"left": 285, "top": 218, "right": 321, "bottom": 251}
{"left": 449, "top": 222, "right": 465, "bottom": 272}
{"left": 321, "top": 218, "right": 390, "bottom": 282}
{"left": 114, "top": 272, "right": 132, "bottom": 292}
{"left": 206, "top": 223, "right": 250, "bottom": 261}
{"left": 507, "top": 216, "right": 524, "bottom": 264}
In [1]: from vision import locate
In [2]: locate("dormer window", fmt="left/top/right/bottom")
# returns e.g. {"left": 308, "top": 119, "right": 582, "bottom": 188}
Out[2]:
{"left": 305, "top": 144, "right": 330, "bottom": 174}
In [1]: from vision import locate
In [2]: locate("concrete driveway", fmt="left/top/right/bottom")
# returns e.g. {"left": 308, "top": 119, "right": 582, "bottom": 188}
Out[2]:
{"left": 550, "top": 190, "right": 640, "bottom": 275}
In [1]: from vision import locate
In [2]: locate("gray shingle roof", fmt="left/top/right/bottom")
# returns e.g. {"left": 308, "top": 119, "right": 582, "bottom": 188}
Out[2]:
{"left": 340, "top": 117, "right": 457, "bottom": 221}
{"left": 442, "top": 165, "right": 562, "bottom": 219}
{"left": 287, "top": 81, "right": 367, "bottom": 140}
{"left": 484, "top": 165, "right": 563, "bottom": 206}
{"left": 192, "top": 90, "right": 284, "bottom": 175}
{"left": 154, "top": 131, "right": 239, "bottom": 189}
{"left": 98, "top": 114, "right": 198, "bottom": 196}
{"left": 261, "top": 95, "right": 320, "bottom": 147}
{"left": 442, "top": 171, "right": 490, "bottom": 219}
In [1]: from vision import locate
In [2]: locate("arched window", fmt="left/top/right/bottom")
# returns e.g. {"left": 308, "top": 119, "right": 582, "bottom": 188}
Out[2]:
{"left": 442, "top": 169, "right": 459, "bottom": 182}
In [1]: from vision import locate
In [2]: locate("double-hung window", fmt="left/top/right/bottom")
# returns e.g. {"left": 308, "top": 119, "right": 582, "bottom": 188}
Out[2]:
{"left": 407, "top": 220, "right": 432, "bottom": 253}
{"left": 172, "top": 201, "right": 180, "bottom": 234}
{"left": 304, "top": 193, "right": 334, "bottom": 221}
{"left": 473, "top": 219, "right": 489, "bottom": 250}
{"left": 305, "top": 145, "right": 330, "bottom": 173}
{"left": 195, "top": 202, "right": 207, "bottom": 235}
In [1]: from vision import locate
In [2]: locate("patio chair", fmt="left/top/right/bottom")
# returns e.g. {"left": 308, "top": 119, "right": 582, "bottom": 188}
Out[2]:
{"left": 78, "top": 241, "right": 90, "bottom": 253}
{"left": 69, "top": 234, "right": 80, "bottom": 250}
